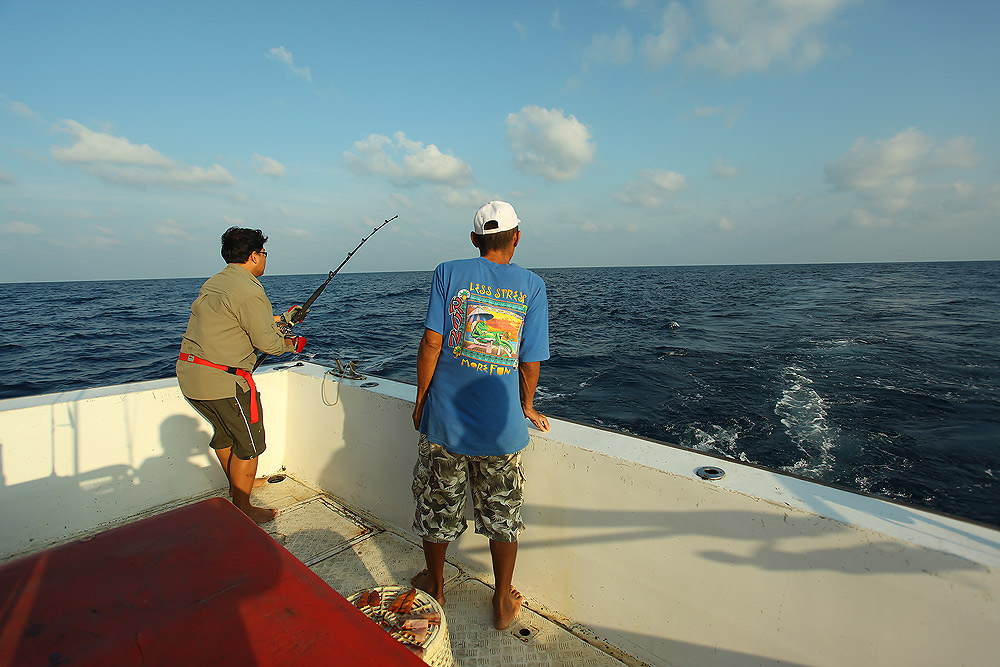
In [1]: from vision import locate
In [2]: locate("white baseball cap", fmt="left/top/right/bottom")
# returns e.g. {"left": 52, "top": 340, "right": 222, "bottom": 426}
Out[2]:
{"left": 473, "top": 201, "right": 520, "bottom": 235}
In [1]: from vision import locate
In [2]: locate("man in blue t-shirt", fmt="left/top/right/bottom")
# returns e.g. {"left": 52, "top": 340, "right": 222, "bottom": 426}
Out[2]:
{"left": 411, "top": 201, "right": 550, "bottom": 631}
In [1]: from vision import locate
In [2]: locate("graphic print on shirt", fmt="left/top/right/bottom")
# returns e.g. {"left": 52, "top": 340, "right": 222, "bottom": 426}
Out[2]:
{"left": 448, "top": 288, "right": 527, "bottom": 375}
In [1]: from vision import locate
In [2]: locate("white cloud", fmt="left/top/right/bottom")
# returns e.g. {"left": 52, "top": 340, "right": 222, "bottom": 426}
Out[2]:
{"left": 642, "top": 2, "right": 692, "bottom": 68}
{"left": 613, "top": 168, "right": 687, "bottom": 208}
{"left": 685, "top": 101, "right": 745, "bottom": 127}
{"left": 692, "top": 105, "right": 723, "bottom": 118}
{"left": 0, "top": 171, "right": 12, "bottom": 184}
{"left": 584, "top": 27, "right": 633, "bottom": 66}
{"left": 51, "top": 120, "right": 237, "bottom": 191}
{"left": 389, "top": 193, "right": 413, "bottom": 210}
{"left": 284, "top": 227, "right": 310, "bottom": 238}
{"left": 931, "top": 136, "right": 981, "bottom": 170}
{"left": 718, "top": 216, "right": 735, "bottom": 231}
{"left": 344, "top": 132, "right": 473, "bottom": 187}
{"left": 152, "top": 220, "right": 194, "bottom": 244}
{"left": 2, "top": 221, "right": 44, "bottom": 234}
{"left": 506, "top": 106, "right": 596, "bottom": 182}
{"left": 825, "top": 127, "right": 985, "bottom": 219}
{"left": 513, "top": 21, "right": 527, "bottom": 38}
{"left": 838, "top": 208, "right": 891, "bottom": 228}
{"left": 267, "top": 46, "right": 312, "bottom": 82}
{"left": 252, "top": 153, "right": 286, "bottom": 176}
{"left": 3, "top": 100, "right": 43, "bottom": 122}
{"left": 952, "top": 181, "right": 974, "bottom": 197}
{"left": 551, "top": 6, "right": 562, "bottom": 30}
{"left": 711, "top": 157, "right": 739, "bottom": 178}
{"left": 90, "top": 231, "right": 123, "bottom": 246}
{"left": 826, "top": 128, "right": 930, "bottom": 212}
{"left": 437, "top": 187, "right": 501, "bottom": 209}
{"left": 685, "top": 0, "right": 855, "bottom": 75}
{"left": 53, "top": 120, "right": 172, "bottom": 167}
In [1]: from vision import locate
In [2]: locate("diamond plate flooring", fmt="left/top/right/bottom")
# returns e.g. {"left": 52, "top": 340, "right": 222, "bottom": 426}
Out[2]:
{"left": 257, "top": 474, "right": 627, "bottom": 667}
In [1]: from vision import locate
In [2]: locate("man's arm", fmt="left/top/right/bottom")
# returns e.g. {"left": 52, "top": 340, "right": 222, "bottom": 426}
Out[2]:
{"left": 239, "top": 291, "right": 294, "bottom": 356}
{"left": 412, "top": 328, "right": 443, "bottom": 430}
{"left": 518, "top": 360, "right": 550, "bottom": 432}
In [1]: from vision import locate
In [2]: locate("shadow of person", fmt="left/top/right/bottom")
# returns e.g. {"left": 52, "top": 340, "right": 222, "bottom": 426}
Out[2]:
{"left": 133, "top": 414, "right": 226, "bottom": 503}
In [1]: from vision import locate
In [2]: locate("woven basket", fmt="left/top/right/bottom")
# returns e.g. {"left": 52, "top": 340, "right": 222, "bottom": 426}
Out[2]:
{"left": 347, "top": 585, "right": 453, "bottom": 667}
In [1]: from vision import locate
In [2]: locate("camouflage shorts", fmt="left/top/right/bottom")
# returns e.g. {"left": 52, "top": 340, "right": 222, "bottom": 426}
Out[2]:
{"left": 412, "top": 435, "right": 525, "bottom": 544}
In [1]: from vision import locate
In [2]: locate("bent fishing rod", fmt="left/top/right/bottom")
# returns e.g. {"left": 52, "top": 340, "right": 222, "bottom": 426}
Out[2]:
{"left": 252, "top": 214, "right": 398, "bottom": 372}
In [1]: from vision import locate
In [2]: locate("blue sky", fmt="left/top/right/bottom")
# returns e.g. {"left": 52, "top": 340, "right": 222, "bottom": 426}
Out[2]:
{"left": 1, "top": 0, "right": 998, "bottom": 282}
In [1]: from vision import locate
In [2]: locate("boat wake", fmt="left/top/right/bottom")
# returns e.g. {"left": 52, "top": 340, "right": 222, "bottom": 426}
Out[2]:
{"left": 776, "top": 366, "right": 839, "bottom": 477}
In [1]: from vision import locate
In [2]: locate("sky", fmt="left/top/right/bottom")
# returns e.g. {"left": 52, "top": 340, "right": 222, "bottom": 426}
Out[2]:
{"left": 1, "top": 0, "right": 998, "bottom": 282}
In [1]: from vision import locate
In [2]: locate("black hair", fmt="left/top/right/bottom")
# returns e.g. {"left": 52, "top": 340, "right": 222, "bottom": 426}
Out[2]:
{"left": 472, "top": 227, "right": 518, "bottom": 255}
{"left": 221, "top": 227, "right": 267, "bottom": 264}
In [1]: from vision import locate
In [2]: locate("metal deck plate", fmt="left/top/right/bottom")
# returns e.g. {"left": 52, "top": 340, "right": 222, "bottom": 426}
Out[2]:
{"left": 443, "top": 578, "right": 626, "bottom": 667}
{"left": 251, "top": 474, "right": 323, "bottom": 510}
{"left": 266, "top": 496, "right": 376, "bottom": 566}
{"left": 310, "top": 530, "right": 461, "bottom": 594}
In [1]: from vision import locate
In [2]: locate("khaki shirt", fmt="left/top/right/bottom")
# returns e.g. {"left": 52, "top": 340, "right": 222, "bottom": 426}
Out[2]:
{"left": 176, "top": 264, "right": 289, "bottom": 400}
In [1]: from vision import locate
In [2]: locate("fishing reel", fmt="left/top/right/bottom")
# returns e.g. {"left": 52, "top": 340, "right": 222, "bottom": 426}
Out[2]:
{"left": 278, "top": 304, "right": 309, "bottom": 336}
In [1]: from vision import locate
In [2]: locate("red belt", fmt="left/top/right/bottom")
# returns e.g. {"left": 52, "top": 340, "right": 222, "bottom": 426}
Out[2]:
{"left": 178, "top": 353, "right": 259, "bottom": 423}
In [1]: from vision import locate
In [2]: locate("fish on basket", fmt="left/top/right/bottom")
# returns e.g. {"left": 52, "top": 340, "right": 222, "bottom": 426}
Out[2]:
{"left": 387, "top": 587, "right": 418, "bottom": 614}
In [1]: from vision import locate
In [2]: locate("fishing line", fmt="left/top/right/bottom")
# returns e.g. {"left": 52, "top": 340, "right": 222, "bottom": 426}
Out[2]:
{"left": 253, "top": 214, "right": 397, "bottom": 372}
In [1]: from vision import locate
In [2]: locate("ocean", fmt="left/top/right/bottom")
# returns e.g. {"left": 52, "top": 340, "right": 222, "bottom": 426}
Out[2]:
{"left": 1, "top": 261, "right": 998, "bottom": 527}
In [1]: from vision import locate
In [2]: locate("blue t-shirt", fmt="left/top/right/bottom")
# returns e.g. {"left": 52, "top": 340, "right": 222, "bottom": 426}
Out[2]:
{"left": 420, "top": 256, "right": 549, "bottom": 456}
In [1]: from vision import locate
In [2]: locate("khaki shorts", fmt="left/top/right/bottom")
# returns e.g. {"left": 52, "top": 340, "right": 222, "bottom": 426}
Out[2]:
{"left": 412, "top": 435, "right": 525, "bottom": 543}
{"left": 186, "top": 386, "right": 266, "bottom": 460}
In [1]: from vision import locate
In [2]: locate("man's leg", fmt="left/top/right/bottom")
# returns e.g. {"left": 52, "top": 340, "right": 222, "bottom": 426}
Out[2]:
{"left": 225, "top": 451, "right": 277, "bottom": 524}
{"left": 411, "top": 436, "right": 466, "bottom": 605}
{"left": 214, "top": 446, "right": 267, "bottom": 497}
{"left": 470, "top": 451, "right": 526, "bottom": 630}
{"left": 214, "top": 445, "right": 233, "bottom": 487}
{"left": 489, "top": 539, "right": 523, "bottom": 630}
{"left": 412, "top": 539, "right": 448, "bottom": 606}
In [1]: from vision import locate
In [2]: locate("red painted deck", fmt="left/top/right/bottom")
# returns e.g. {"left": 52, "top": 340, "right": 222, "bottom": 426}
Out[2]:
{"left": 0, "top": 498, "right": 425, "bottom": 666}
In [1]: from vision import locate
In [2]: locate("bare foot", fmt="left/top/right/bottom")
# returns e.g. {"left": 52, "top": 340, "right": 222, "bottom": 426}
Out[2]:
{"left": 493, "top": 586, "right": 523, "bottom": 630}
{"left": 410, "top": 569, "right": 445, "bottom": 606}
{"left": 230, "top": 476, "right": 269, "bottom": 498}
{"left": 239, "top": 504, "right": 277, "bottom": 524}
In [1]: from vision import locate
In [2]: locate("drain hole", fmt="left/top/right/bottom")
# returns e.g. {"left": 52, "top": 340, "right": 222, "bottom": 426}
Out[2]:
{"left": 518, "top": 628, "right": 530, "bottom": 637}
{"left": 267, "top": 474, "right": 286, "bottom": 484}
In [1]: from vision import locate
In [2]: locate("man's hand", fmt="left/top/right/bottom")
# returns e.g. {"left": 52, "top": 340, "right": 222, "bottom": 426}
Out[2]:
{"left": 285, "top": 336, "right": 307, "bottom": 353}
{"left": 523, "top": 406, "right": 550, "bottom": 432}
{"left": 281, "top": 305, "right": 308, "bottom": 326}
{"left": 413, "top": 328, "right": 443, "bottom": 432}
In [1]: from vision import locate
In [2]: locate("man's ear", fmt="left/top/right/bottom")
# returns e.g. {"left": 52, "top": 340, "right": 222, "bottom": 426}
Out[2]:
{"left": 513, "top": 230, "right": 521, "bottom": 248}
{"left": 470, "top": 231, "right": 479, "bottom": 248}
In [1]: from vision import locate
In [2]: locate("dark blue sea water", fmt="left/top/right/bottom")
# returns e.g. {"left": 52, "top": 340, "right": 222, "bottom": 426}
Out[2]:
{"left": 2, "top": 262, "right": 998, "bottom": 526}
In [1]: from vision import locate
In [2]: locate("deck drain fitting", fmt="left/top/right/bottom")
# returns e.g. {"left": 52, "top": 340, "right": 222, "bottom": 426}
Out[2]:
{"left": 518, "top": 629, "right": 531, "bottom": 637}
{"left": 695, "top": 466, "right": 726, "bottom": 480}
{"left": 360, "top": 381, "right": 379, "bottom": 388}
{"left": 267, "top": 474, "right": 287, "bottom": 484}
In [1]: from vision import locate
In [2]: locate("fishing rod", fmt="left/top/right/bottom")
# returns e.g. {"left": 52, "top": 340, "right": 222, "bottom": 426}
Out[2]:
{"left": 252, "top": 214, "right": 398, "bottom": 372}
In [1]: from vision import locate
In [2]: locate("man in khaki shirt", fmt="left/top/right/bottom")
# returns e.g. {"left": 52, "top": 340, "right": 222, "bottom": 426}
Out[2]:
{"left": 177, "top": 227, "right": 305, "bottom": 523}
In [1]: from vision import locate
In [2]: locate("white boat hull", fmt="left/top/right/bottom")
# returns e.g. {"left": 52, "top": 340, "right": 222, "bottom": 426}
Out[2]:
{"left": 2, "top": 362, "right": 997, "bottom": 666}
